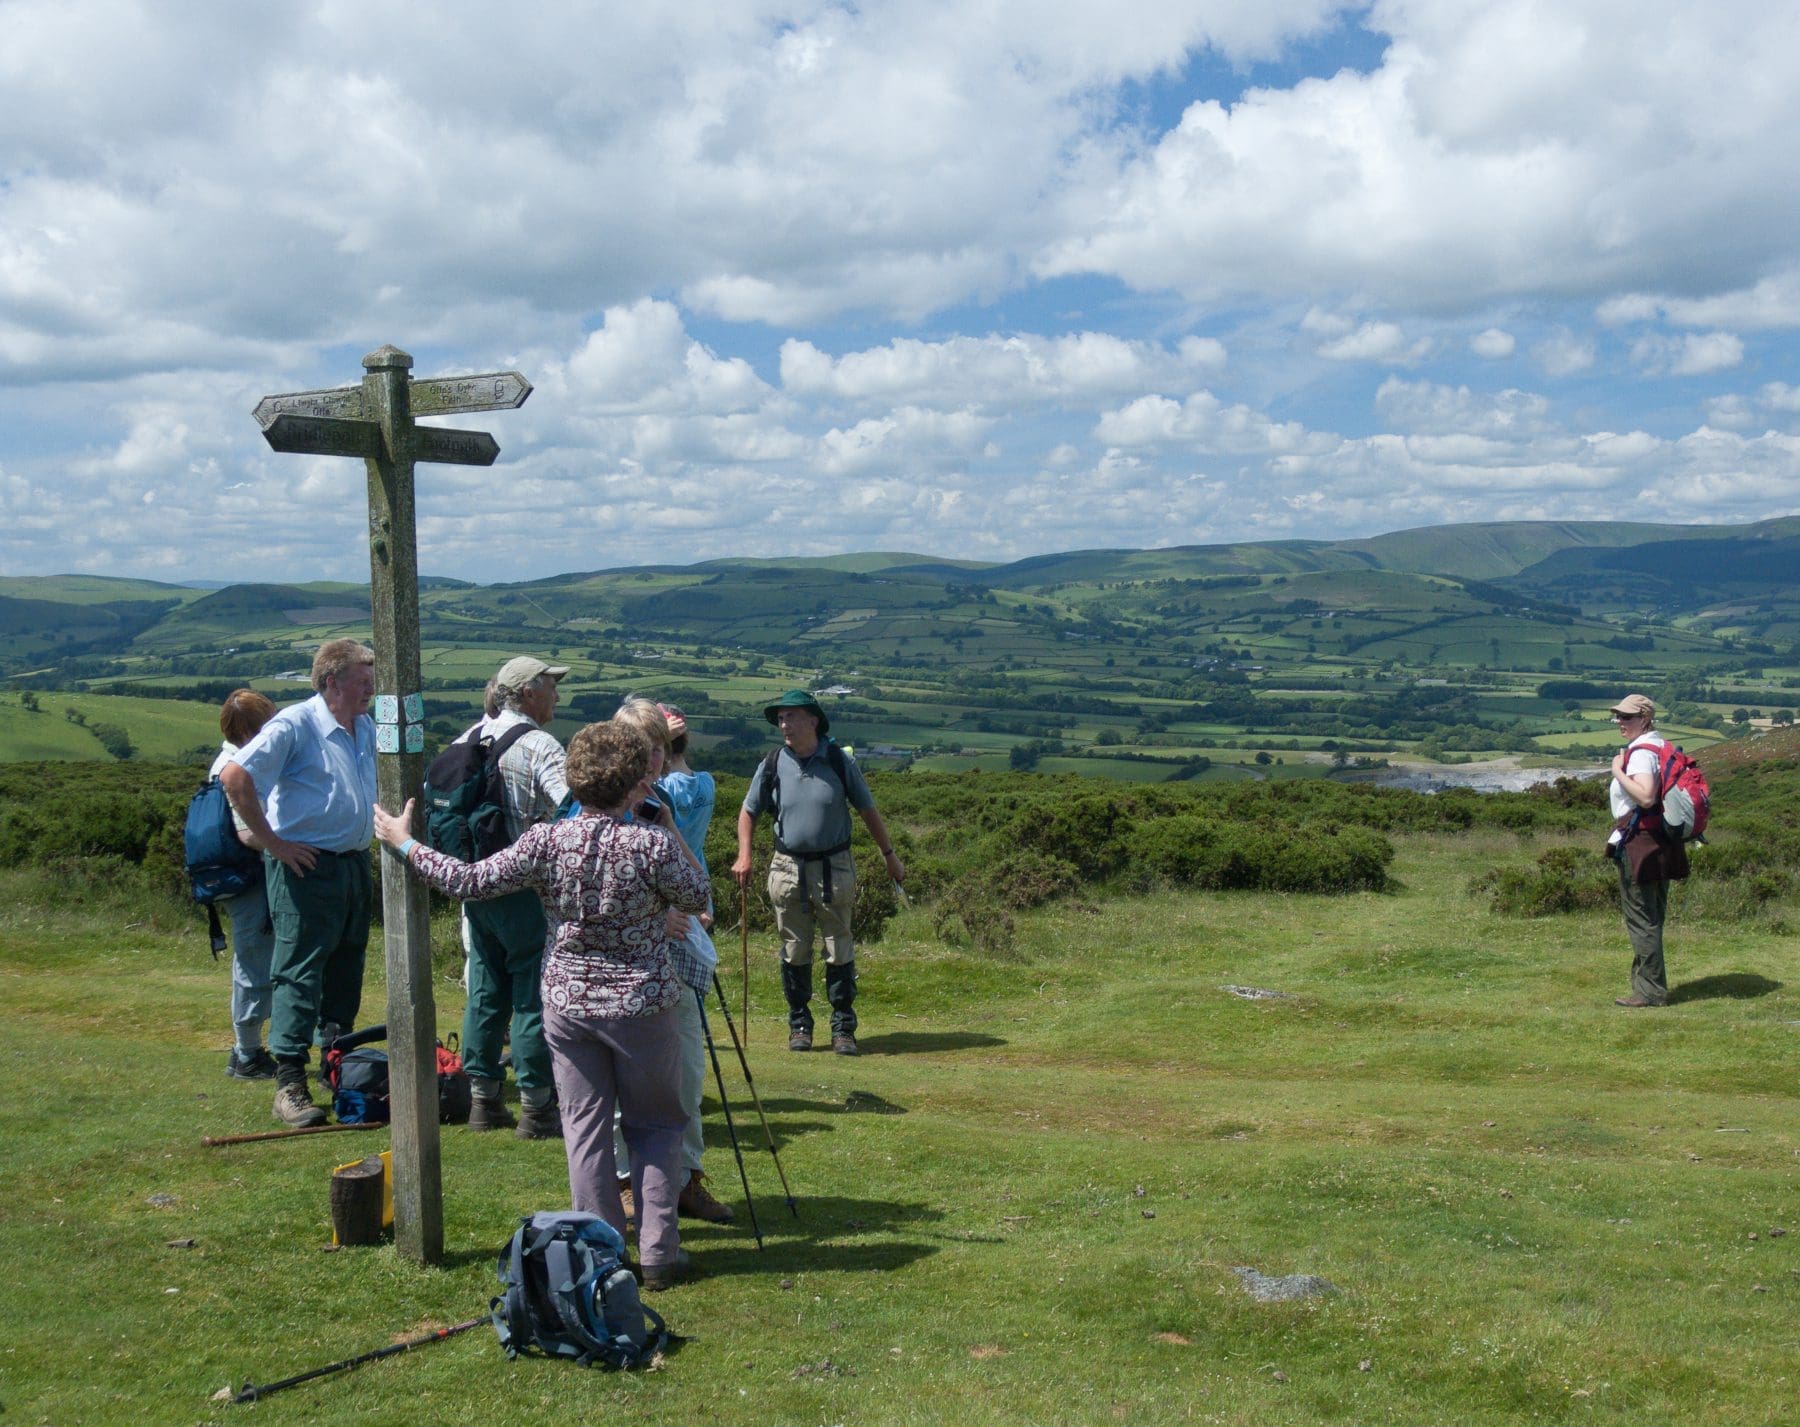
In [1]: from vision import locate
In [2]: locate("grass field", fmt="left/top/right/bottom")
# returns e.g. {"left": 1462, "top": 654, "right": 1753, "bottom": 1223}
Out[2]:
{"left": 3, "top": 828, "right": 1794, "bottom": 1425}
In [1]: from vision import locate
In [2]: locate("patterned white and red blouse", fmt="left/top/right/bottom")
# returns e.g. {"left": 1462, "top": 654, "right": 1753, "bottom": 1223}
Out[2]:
{"left": 404, "top": 812, "right": 710, "bottom": 1020}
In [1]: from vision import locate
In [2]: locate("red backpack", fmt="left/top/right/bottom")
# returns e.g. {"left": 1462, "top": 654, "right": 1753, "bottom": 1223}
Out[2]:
{"left": 1626, "top": 739, "right": 1711, "bottom": 843}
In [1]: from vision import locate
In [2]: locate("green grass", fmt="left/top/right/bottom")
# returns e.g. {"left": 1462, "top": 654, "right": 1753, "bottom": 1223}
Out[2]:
{"left": 3, "top": 830, "right": 1795, "bottom": 1424}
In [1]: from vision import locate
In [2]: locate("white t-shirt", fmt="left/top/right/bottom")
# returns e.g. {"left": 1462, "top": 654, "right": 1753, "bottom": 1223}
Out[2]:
{"left": 209, "top": 741, "right": 254, "bottom": 837}
{"left": 1609, "top": 731, "right": 1665, "bottom": 820}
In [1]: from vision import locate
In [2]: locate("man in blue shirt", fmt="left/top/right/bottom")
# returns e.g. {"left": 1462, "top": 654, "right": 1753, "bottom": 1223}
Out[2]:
{"left": 732, "top": 690, "right": 905, "bottom": 1055}
{"left": 221, "top": 639, "right": 378, "bottom": 1127}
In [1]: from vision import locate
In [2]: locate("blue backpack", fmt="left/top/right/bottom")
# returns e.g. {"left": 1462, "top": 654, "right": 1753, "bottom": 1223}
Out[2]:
{"left": 492, "top": 1212, "right": 667, "bottom": 1370}
{"left": 183, "top": 777, "right": 262, "bottom": 957}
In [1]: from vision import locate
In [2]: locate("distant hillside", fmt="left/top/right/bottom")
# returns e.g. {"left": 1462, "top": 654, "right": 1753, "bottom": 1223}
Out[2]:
{"left": 132, "top": 583, "right": 373, "bottom": 650}
{"left": 701, "top": 551, "right": 989, "bottom": 575}
{"left": 5, "top": 515, "right": 1799, "bottom": 677}
{"left": 0, "top": 574, "right": 201, "bottom": 606}
{"left": 1332, "top": 522, "right": 1704, "bottom": 581}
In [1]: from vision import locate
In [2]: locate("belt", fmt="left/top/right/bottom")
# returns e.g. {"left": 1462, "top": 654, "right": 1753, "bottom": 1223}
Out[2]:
{"left": 774, "top": 839, "right": 851, "bottom": 907}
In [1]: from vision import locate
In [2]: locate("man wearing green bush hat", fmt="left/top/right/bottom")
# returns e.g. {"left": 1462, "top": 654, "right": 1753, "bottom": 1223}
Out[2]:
{"left": 733, "top": 689, "right": 905, "bottom": 1055}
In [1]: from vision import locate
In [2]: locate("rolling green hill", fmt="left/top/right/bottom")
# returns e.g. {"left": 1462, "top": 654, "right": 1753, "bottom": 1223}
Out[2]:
{"left": 8, "top": 515, "right": 1800, "bottom": 775}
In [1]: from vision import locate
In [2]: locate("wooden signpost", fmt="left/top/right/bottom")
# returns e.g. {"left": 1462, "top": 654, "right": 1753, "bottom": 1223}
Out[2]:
{"left": 253, "top": 345, "right": 532, "bottom": 1266}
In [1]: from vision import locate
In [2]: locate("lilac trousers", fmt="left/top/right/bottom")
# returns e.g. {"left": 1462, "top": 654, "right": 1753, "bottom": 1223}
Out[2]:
{"left": 543, "top": 1002, "right": 685, "bottom": 1268}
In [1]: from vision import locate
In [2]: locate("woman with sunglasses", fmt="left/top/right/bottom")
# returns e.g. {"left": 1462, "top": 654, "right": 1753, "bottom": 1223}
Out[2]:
{"left": 1606, "top": 693, "right": 1679, "bottom": 1007}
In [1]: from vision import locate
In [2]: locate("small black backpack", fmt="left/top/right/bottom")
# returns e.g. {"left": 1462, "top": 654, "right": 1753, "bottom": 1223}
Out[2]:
{"left": 423, "top": 724, "right": 535, "bottom": 862}
{"left": 492, "top": 1212, "right": 667, "bottom": 1369}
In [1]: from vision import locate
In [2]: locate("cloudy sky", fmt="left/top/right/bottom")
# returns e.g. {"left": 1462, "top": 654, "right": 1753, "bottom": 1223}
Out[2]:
{"left": 5, "top": 0, "right": 1800, "bottom": 585}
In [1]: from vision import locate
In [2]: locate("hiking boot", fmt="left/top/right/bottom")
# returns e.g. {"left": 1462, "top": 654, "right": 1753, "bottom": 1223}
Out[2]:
{"left": 515, "top": 1103, "right": 563, "bottom": 1140}
{"left": 789, "top": 1026, "right": 813, "bottom": 1052}
{"left": 467, "top": 1096, "right": 517, "bottom": 1132}
{"left": 677, "top": 1172, "right": 735, "bottom": 1224}
{"left": 640, "top": 1247, "right": 691, "bottom": 1292}
{"left": 832, "top": 1032, "right": 859, "bottom": 1056}
{"left": 272, "top": 1080, "right": 326, "bottom": 1128}
{"left": 226, "top": 1047, "right": 278, "bottom": 1080}
{"left": 1614, "top": 994, "right": 1662, "bottom": 1008}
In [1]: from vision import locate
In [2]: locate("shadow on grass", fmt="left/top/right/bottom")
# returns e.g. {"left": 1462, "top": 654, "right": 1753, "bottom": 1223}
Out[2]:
{"left": 851, "top": 1030, "right": 1007, "bottom": 1055}
{"left": 441, "top": 1197, "right": 974, "bottom": 1283}
{"left": 702, "top": 1092, "right": 915, "bottom": 1151}
{"left": 1668, "top": 972, "right": 1784, "bottom": 1003}
{"left": 676, "top": 1193, "right": 971, "bottom": 1282}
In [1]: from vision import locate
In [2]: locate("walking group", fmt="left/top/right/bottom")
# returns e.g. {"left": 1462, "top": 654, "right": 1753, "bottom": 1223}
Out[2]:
{"left": 207, "top": 655, "right": 1676, "bottom": 1288}
{"left": 208, "top": 646, "right": 903, "bottom": 1291}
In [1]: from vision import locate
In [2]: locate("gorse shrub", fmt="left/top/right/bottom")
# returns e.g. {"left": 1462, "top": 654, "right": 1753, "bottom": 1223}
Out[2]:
{"left": 1125, "top": 817, "right": 1393, "bottom": 894}
{"left": 932, "top": 881, "right": 1016, "bottom": 956}
{"left": 1472, "top": 845, "right": 1617, "bottom": 918}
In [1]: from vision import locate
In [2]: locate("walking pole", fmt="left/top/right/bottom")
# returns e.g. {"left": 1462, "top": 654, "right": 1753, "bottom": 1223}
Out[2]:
{"left": 231, "top": 1315, "right": 486, "bottom": 1403}
{"left": 697, "top": 989, "right": 764, "bottom": 1250}
{"left": 738, "top": 881, "right": 750, "bottom": 1044}
{"left": 711, "top": 971, "right": 800, "bottom": 1217}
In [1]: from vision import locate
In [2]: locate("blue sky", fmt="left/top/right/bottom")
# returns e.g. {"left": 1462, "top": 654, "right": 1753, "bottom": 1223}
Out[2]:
{"left": 4, "top": 1, "right": 1799, "bottom": 585}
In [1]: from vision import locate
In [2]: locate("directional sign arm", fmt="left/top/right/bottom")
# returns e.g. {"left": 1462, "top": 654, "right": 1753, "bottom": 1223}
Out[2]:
{"left": 407, "top": 371, "right": 532, "bottom": 418}
{"left": 261, "top": 413, "right": 383, "bottom": 458}
{"left": 253, "top": 385, "right": 366, "bottom": 429}
{"left": 410, "top": 426, "right": 500, "bottom": 466}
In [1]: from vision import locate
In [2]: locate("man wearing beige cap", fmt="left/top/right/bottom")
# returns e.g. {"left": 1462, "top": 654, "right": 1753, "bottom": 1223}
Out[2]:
{"left": 1606, "top": 693, "right": 1679, "bottom": 1007}
{"left": 458, "top": 655, "right": 571, "bottom": 1136}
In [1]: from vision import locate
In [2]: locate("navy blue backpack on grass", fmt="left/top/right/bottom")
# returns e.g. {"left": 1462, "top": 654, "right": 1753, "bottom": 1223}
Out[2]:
{"left": 182, "top": 777, "right": 263, "bottom": 957}
{"left": 321, "top": 1025, "right": 473, "bottom": 1126}
{"left": 492, "top": 1212, "right": 667, "bottom": 1370}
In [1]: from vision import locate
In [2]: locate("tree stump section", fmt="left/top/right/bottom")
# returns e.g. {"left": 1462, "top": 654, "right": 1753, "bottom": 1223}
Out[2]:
{"left": 331, "top": 1156, "right": 388, "bottom": 1246}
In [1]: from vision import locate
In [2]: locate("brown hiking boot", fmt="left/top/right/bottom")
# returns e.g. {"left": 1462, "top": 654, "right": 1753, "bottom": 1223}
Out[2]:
{"left": 789, "top": 1026, "right": 813, "bottom": 1052}
{"left": 677, "top": 1172, "right": 735, "bottom": 1223}
{"left": 832, "top": 1032, "right": 859, "bottom": 1056}
{"left": 272, "top": 1080, "right": 326, "bottom": 1128}
{"left": 467, "top": 1096, "right": 517, "bottom": 1132}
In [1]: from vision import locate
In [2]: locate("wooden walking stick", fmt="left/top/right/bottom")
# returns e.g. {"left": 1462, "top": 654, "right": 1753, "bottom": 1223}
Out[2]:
{"left": 202, "top": 1122, "right": 382, "bottom": 1148}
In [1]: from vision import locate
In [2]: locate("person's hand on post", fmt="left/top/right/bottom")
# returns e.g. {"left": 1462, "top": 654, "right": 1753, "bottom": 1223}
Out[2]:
{"left": 373, "top": 798, "right": 417, "bottom": 850}
{"left": 731, "top": 850, "right": 752, "bottom": 887}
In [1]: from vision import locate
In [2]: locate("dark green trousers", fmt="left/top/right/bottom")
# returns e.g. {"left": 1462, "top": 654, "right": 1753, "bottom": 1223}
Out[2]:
{"left": 265, "top": 849, "right": 372, "bottom": 1061}
{"left": 1617, "top": 863, "right": 1669, "bottom": 1005}
{"left": 461, "top": 890, "right": 552, "bottom": 1092}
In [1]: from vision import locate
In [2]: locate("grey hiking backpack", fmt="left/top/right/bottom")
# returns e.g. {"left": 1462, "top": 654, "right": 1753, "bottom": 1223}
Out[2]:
{"left": 491, "top": 1211, "right": 667, "bottom": 1369}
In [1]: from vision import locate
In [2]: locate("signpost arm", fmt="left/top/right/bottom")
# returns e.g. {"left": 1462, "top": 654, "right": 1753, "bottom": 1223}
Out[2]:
{"left": 361, "top": 343, "right": 443, "bottom": 1266}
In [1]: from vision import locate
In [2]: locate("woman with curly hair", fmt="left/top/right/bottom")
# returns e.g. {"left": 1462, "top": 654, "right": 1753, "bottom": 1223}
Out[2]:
{"left": 374, "top": 720, "right": 710, "bottom": 1289}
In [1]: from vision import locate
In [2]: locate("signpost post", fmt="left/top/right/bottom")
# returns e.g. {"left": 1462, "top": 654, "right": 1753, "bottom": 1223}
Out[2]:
{"left": 254, "top": 346, "right": 531, "bottom": 1266}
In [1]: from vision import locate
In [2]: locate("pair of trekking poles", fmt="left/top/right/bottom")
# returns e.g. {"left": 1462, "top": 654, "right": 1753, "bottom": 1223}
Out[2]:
{"left": 698, "top": 898, "right": 800, "bottom": 1248}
